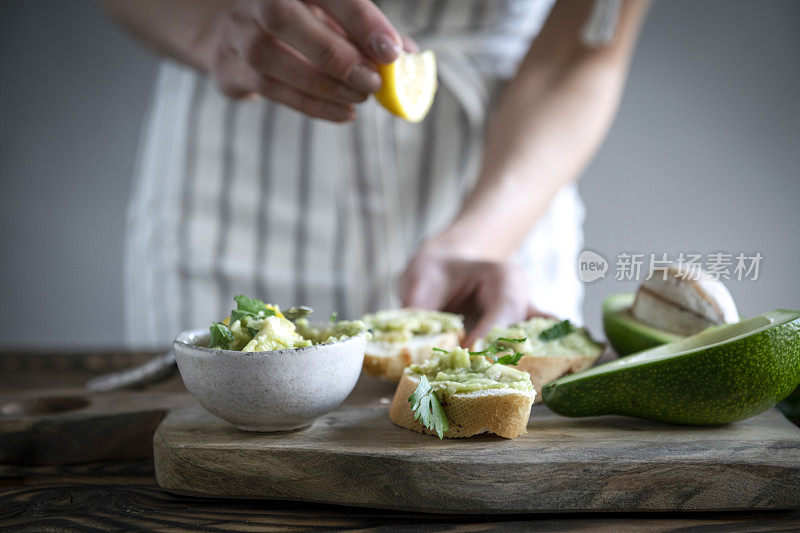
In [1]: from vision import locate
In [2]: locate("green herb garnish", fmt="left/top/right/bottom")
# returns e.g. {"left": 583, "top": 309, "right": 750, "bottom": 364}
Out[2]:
{"left": 283, "top": 306, "right": 313, "bottom": 321}
{"left": 469, "top": 337, "right": 527, "bottom": 365}
{"left": 408, "top": 375, "right": 449, "bottom": 439}
{"left": 494, "top": 351, "right": 525, "bottom": 365}
{"left": 329, "top": 311, "right": 338, "bottom": 323}
{"left": 432, "top": 347, "right": 449, "bottom": 354}
{"left": 230, "top": 294, "right": 276, "bottom": 324}
{"left": 209, "top": 322, "right": 234, "bottom": 349}
{"left": 538, "top": 320, "right": 575, "bottom": 342}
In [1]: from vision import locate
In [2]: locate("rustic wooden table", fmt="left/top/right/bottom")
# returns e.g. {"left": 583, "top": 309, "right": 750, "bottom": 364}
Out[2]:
{"left": 1, "top": 349, "right": 799, "bottom": 531}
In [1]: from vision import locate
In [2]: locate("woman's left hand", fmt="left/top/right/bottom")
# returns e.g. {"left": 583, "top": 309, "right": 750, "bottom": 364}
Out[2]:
{"left": 399, "top": 247, "right": 551, "bottom": 347}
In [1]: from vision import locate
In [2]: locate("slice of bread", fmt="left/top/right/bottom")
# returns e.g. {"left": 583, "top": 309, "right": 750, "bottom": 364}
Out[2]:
{"left": 515, "top": 353, "right": 600, "bottom": 402}
{"left": 389, "top": 373, "right": 534, "bottom": 439}
{"left": 480, "top": 318, "right": 604, "bottom": 404}
{"left": 364, "top": 331, "right": 462, "bottom": 382}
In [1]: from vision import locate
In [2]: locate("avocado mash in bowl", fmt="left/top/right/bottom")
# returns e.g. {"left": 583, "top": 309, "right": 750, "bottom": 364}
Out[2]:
{"left": 174, "top": 295, "right": 369, "bottom": 432}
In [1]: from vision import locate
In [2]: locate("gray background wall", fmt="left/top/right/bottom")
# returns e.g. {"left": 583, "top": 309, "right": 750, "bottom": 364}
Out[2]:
{"left": 1, "top": 0, "right": 798, "bottom": 348}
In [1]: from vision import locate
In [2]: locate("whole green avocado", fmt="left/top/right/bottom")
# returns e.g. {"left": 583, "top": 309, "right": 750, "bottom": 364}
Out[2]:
{"left": 543, "top": 310, "right": 800, "bottom": 425}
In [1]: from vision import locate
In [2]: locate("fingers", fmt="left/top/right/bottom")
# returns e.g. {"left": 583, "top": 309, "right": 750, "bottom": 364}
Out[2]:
{"left": 463, "top": 303, "right": 503, "bottom": 349}
{"left": 212, "top": 0, "right": 405, "bottom": 119}
{"left": 309, "top": 0, "right": 403, "bottom": 64}
{"left": 257, "top": 76, "right": 355, "bottom": 121}
{"left": 245, "top": 37, "right": 368, "bottom": 104}
{"left": 463, "top": 263, "right": 531, "bottom": 347}
{"left": 464, "top": 302, "right": 526, "bottom": 348}
{"left": 213, "top": 42, "right": 355, "bottom": 120}
{"left": 525, "top": 303, "right": 558, "bottom": 320}
{"left": 402, "top": 34, "right": 420, "bottom": 53}
{"left": 399, "top": 252, "right": 539, "bottom": 349}
{"left": 399, "top": 258, "right": 448, "bottom": 310}
{"left": 400, "top": 273, "right": 444, "bottom": 310}
{"left": 464, "top": 298, "right": 528, "bottom": 348}
{"left": 252, "top": 0, "right": 383, "bottom": 93}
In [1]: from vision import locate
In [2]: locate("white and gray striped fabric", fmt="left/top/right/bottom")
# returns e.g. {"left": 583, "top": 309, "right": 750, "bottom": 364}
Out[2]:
{"left": 124, "top": 0, "right": 618, "bottom": 348}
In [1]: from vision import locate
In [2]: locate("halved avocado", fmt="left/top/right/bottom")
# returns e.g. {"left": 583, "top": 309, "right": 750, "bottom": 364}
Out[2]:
{"left": 603, "top": 293, "right": 683, "bottom": 355}
{"left": 543, "top": 310, "right": 800, "bottom": 425}
{"left": 778, "top": 386, "right": 800, "bottom": 424}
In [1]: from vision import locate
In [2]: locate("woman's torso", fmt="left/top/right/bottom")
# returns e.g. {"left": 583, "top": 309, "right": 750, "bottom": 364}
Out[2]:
{"left": 124, "top": 0, "right": 587, "bottom": 347}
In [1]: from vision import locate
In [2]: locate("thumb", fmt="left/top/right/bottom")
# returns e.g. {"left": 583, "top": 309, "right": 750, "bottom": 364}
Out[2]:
{"left": 311, "top": 0, "right": 403, "bottom": 64}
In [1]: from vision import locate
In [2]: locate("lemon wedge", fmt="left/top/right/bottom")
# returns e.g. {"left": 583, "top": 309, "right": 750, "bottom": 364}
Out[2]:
{"left": 375, "top": 50, "right": 437, "bottom": 123}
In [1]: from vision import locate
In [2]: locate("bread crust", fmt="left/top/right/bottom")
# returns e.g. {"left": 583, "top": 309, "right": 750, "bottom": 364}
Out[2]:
{"left": 363, "top": 330, "right": 463, "bottom": 382}
{"left": 389, "top": 373, "right": 534, "bottom": 439}
{"left": 516, "top": 352, "right": 601, "bottom": 404}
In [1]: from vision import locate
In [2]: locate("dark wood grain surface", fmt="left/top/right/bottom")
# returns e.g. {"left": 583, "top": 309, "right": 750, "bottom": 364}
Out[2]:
{"left": 2, "top": 349, "right": 800, "bottom": 531}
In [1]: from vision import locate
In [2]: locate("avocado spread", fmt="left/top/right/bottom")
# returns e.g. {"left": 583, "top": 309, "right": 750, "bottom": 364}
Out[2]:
{"left": 364, "top": 309, "right": 463, "bottom": 343}
{"left": 241, "top": 314, "right": 312, "bottom": 352}
{"left": 294, "top": 318, "right": 370, "bottom": 344}
{"left": 409, "top": 348, "right": 534, "bottom": 396}
{"left": 209, "top": 295, "right": 368, "bottom": 352}
{"left": 486, "top": 317, "right": 603, "bottom": 359}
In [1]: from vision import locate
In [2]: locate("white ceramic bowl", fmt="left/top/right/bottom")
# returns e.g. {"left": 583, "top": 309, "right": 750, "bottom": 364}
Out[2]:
{"left": 173, "top": 329, "right": 367, "bottom": 432}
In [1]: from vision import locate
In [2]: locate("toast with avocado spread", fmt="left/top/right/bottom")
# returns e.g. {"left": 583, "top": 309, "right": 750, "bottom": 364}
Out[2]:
{"left": 482, "top": 318, "right": 604, "bottom": 402}
{"left": 389, "top": 347, "right": 535, "bottom": 439}
{"left": 362, "top": 309, "right": 464, "bottom": 381}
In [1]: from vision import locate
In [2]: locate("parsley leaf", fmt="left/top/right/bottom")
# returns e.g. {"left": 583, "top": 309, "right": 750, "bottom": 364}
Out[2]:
{"left": 408, "top": 375, "right": 449, "bottom": 439}
{"left": 230, "top": 294, "right": 275, "bottom": 324}
{"left": 494, "top": 351, "right": 525, "bottom": 365}
{"left": 329, "top": 311, "right": 338, "bottom": 323}
{"left": 538, "top": 320, "right": 575, "bottom": 342}
{"left": 469, "top": 337, "right": 526, "bottom": 365}
{"left": 234, "top": 294, "right": 270, "bottom": 314}
{"left": 494, "top": 337, "right": 528, "bottom": 348}
{"left": 209, "top": 322, "right": 234, "bottom": 349}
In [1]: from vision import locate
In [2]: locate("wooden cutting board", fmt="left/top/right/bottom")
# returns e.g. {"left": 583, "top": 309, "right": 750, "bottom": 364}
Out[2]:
{"left": 0, "top": 388, "right": 194, "bottom": 465}
{"left": 0, "top": 348, "right": 196, "bottom": 466}
{"left": 154, "top": 376, "right": 800, "bottom": 514}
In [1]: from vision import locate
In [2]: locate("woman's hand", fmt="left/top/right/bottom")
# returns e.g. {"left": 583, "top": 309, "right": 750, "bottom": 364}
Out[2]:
{"left": 201, "top": 0, "right": 408, "bottom": 121}
{"left": 400, "top": 247, "right": 551, "bottom": 348}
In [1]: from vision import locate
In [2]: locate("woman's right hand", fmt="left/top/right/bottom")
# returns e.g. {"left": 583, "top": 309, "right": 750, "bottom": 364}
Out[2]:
{"left": 200, "top": 0, "right": 406, "bottom": 122}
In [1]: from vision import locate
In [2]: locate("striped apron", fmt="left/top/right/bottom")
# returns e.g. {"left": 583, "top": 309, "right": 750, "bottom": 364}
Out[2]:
{"left": 125, "top": 0, "right": 619, "bottom": 348}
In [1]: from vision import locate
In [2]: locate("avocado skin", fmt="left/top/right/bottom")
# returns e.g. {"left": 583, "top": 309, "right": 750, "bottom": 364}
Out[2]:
{"left": 544, "top": 311, "right": 800, "bottom": 425}
{"left": 778, "top": 386, "right": 800, "bottom": 424}
{"left": 602, "top": 294, "right": 683, "bottom": 356}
